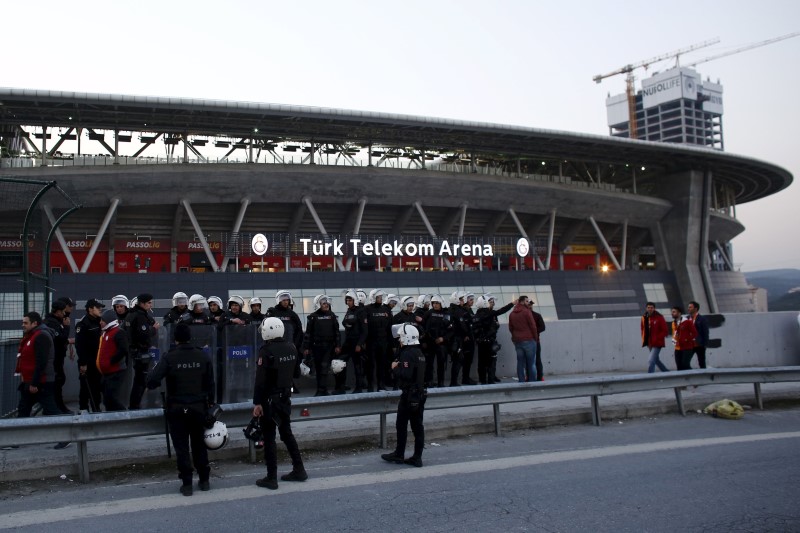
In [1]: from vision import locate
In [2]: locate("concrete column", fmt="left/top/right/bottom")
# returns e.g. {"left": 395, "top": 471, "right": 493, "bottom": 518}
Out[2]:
{"left": 653, "top": 170, "right": 713, "bottom": 311}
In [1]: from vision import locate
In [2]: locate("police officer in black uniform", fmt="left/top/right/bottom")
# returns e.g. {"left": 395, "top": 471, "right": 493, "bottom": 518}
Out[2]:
{"left": 473, "top": 294, "right": 514, "bottom": 384}
{"left": 125, "top": 293, "right": 160, "bottom": 409}
{"left": 423, "top": 294, "right": 453, "bottom": 387}
{"left": 302, "top": 295, "right": 341, "bottom": 396}
{"left": 75, "top": 298, "right": 105, "bottom": 411}
{"left": 253, "top": 317, "right": 308, "bottom": 490}
{"left": 266, "top": 290, "right": 304, "bottom": 381}
{"left": 365, "top": 289, "right": 393, "bottom": 391}
{"left": 181, "top": 294, "right": 213, "bottom": 325}
{"left": 448, "top": 292, "right": 471, "bottom": 387}
{"left": 44, "top": 299, "right": 72, "bottom": 414}
{"left": 163, "top": 292, "right": 190, "bottom": 325}
{"left": 248, "top": 297, "right": 266, "bottom": 324}
{"left": 147, "top": 323, "right": 214, "bottom": 496}
{"left": 340, "top": 290, "right": 367, "bottom": 394}
{"left": 381, "top": 323, "right": 427, "bottom": 467}
{"left": 460, "top": 292, "right": 478, "bottom": 385}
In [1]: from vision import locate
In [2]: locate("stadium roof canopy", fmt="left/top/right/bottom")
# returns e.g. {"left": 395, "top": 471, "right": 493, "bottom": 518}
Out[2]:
{"left": 0, "top": 87, "right": 791, "bottom": 204}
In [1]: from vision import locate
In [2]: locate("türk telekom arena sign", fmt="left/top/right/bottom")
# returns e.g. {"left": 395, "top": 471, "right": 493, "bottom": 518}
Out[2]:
{"left": 251, "top": 234, "right": 531, "bottom": 257}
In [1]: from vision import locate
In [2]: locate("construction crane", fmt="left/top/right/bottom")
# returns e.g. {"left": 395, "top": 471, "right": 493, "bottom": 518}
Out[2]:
{"left": 684, "top": 31, "right": 800, "bottom": 68}
{"left": 593, "top": 38, "right": 720, "bottom": 139}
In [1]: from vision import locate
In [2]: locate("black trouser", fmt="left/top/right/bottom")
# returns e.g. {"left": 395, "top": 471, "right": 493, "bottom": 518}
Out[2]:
{"left": 262, "top": 394, "right": 303, "bottom": 480}
{"left": 103, "top": 370, "right": 128, "bottom": 411}
{"left": 337, "top": 339, "right": 358, "bottom": 392}
{"left": 312, "top": 342, "right": 336, "bottom": 393}
{"left": 424, "top": 343, "right": 448, "bottom": 387}
{"left": 477, "top": 341, "right": 495, "bottom": 384}
{"left": 129, "top": 358, "right": 152, "bottom": 409}
{"left": 461, "top": 339, "right": 475, "bottom": 382}
{"left": 79, "top": 364, "right": 103, "bottom": 411}
{"left": 167, "top": 406, "right": 209, "bottom": 485}
{"left": 53, "top": 353, "right": 70, "bottom": 413}
{"left": 690, "top": 346, "right": 707, "bottom": 369}
{"left": 535, "top": 341, "right": 543, "bottom": 381}
{"left": 675, "top": 349, "right": 694, "bottom": 370}
{"left": 449, "top": 337, "right": 464, "bottom": 386}
{"left": 17, "top": 382, "right": 62, "bottom": 417}
{"left": 366, "top": 338, "right": 392, "bottom": 390}
{"left": 395, "top": 393, "right": 425, "bottom": 459}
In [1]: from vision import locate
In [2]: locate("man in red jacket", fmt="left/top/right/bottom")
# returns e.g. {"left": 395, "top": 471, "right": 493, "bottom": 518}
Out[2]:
{"left": 641, "top": 302, "right": 669, "bottom": 373}
{"left": 16, "top": 312, "right": 62, "bottom": 418}
{"left": 507, "top": 296, "right": 538, "bottom": 382}
{"left": 96, "top": 309, "right": 130, "bottom": 411}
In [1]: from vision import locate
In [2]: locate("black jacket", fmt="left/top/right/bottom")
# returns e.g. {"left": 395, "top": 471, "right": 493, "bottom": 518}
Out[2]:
{"left": 473, "top": 303, "right": 514, "bottom": 343}
{"left": 342, "top": 305, "right": 368, "bottom": 345}
{"left": 266, "top": 305, "right": 304, "bottom": 351}
{"left": 392, "top": 345, "right": 426, "bottom": 391}
{"left": 303, "top": 309, "right": 341, "bottom": 350}
{"left": 366, "top": 303, "right": 392, "bottom": 341}
{"left": 44, "top": 312, "right": 69, "bottom": 360}
{"left": 146, "top": 344, "right": 214, "bottom": 406}
{"left": 253, "top": 339, "right": 298, "bottom": 403}
{"left": 75, "top": 314, "right": 102, "bottom": 367}
{"left": 163, "top": 306, "right": 190, "bottom": 325}
{"left": 124, "top": 305, "right": 157, "bottom": 354}
{"left": 423, "top": 307, "right": 453, "bottom": 344}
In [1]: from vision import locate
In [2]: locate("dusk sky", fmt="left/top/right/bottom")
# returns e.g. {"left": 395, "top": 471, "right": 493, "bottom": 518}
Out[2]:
{"left": 4, "top": 0, "right": 798, "bottom": 271}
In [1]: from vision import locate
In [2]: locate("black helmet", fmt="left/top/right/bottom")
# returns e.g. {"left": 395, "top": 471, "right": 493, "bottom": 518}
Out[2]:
{"left": 243, "top": 416, "right": 264, "bottom": 449}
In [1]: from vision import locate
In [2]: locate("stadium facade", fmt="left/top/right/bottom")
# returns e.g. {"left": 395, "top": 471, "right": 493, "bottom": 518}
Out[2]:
{"left": 0, "top": 88, "right": 792, "bottom": 334}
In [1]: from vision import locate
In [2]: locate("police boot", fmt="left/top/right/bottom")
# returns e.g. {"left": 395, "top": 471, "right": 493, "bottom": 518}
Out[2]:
{"left": 256, "top": 476, "right": 278, "bottom": 490}
{"left": 381, "top": 452, "right": 404, "bottom": 464}
{"left": 281, "top": 466, "right": 308, "bottom": 482}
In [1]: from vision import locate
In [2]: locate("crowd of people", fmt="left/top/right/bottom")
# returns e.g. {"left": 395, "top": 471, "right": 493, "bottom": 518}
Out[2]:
{"left": 13, "top": 288, "right": 550, "bottom": 492}
{"left": 640, "top": 300, "right": 710, "bottom": 373}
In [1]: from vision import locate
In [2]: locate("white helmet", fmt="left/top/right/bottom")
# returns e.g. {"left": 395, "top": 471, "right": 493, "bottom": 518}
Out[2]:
{"left": 344, "top": 289, "right": 358, "bottom": 304}
{"left": 368, "top": 289, "right": 386, "bottom": 305}
{"left": 189, "top": 294, "right": 207, "bottom": 310}
{"left": 172, "top": 292, "right": 189, "bottom": 307}
{"left": 228, "top": 295, "right": 244, "bottom": 309}
{"left": 130, "top": 297, "right": 138, "bottom": 308}
{"left": 207, "top": 296, "right": 222, "bottom": 308}
{"left": 392, "top": 323, "right": 420, "bottom": 346}
{"left": 475, "top": 296, "right": 488, "bottom": 309}
{"left": 416, "top": 294, "right": 431, "bottom": 309}
{"left": 331, "top": 359, "right": 347, "bottom": 374}
{"left": 483, "top": 293, "right": 496, "bottom": 307}
{"left": 386, "top": 294, "right": 400, "bottom": 307}
{"left": 313, "top": 294, "right": 331, "bottom": 311}
{"left": 449, "top": 291, "right": 462, "bottom": 305}
{"left": 464, "top": 292, "right": 475, "bottom": 305}
{"left": 401, "top": 296, "right": 416, "bottom": 311}
{"left": 355, "top": 289, "right": 368, "bottom": 305}
{"left": 299, "top": 361, "right": 311, "bottom": 376}
{"left": 111, "top": 294, "right": 129, "bottom": 308}
{"left": 430, "top": 294, "right": 444, "bottom": 307}
{"left": 249, "top": 297, "right": 262, "bottom": 310}
{"left": 275, "top": 290, "right": 292, "bottom": 306}
{"left": 261, "top": 317, "right": 285, "bottom": 341}
{"left": 204, "top": 421, "right": 228, "bottom": 450}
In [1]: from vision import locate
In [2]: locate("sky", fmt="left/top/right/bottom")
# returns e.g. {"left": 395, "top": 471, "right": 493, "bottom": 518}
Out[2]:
{"left": 3, "top": 0, "right": 799, "bottom": 272}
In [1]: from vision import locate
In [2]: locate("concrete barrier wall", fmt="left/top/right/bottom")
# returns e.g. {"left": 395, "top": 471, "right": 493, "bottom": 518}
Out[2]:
{"left": 494, "top": 311, "right": 800, "bottom": 377}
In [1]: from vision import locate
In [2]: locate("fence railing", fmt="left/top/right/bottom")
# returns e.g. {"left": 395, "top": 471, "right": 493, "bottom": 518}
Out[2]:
{"left": 1, "top": 367, "right": 798, "bottom": 482}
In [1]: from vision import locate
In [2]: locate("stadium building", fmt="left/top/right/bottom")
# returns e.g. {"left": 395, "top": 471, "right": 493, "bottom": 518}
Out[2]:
{"left": 0, "top": 88, "right": 792, "bottom": 335}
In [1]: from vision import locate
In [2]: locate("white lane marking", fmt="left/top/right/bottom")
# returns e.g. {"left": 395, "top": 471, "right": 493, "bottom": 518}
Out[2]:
{"left": 4, "top": 430, "right": 799, "bottom": 529}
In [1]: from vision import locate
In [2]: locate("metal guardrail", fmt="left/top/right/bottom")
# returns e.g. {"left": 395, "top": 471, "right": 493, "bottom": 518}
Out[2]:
{"left": 1, "top": 367, "right": 799, "bottom": 482}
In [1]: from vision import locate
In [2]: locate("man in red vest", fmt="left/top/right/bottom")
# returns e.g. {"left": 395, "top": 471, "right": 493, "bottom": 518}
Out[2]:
{"left": 96, "top": 309, "right": 130, "bottom": 411}
{"left": 16, "top": 312, "right": 70, "bottom": 449}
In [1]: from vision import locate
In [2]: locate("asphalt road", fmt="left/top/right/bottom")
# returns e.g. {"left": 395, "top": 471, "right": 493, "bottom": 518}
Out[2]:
{"left": 2, "top": 408, "right": 800, "bottom": 532}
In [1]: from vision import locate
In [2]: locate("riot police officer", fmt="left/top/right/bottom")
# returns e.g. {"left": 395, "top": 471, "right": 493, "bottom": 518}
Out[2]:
{"left": 253, "top": 317, "right": 308, "bottom": 490}
{"left": 248, "top": 297, "right": 266, "bottom": 323}
{"left": 125, "top": 293, "right": 160, "bottom": 409}
{"left": 460, "top": 292, "right": 478, "bottom": 385}
{"left": 448, "top": 291, "right": 471, "bottom": 387}
{"left": 266, "top": 290, "right": 304, "bottom": 352}
{"left": 207, "top": 296, "right": 225, "bottom": 323}
{"left": 423, "top": 295, "right": 453, "bottom": 387}
{"left": 365, "top": 289, "right": 392, "bottom": 391}
{"left": 340, "top": 290, "right": 367, "bottom": 394}
{"left": 381, "top": 323, "right": 426, "bottom": 467}
{"left": 164, "top": 292, "right": 190, "bottom": 325}
{"left": 302, "top": 295, "right": 341, "bottom": 396}
{"left": 111, "top": 294, "right": 129, "bottom": 323}
{"left": 147, "top": 323, "right": 215, "bottom": 496}
{"left": 473, "top": 294, "right": 514, "bottom": 384}
{"left": 181, "top": 294, "right": 212, "bottom": 325}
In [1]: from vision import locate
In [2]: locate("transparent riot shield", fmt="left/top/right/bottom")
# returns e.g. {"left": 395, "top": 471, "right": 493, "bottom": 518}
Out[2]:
{"left": 138, "top": 322, "right": 172, "bottom": 409}
{"left": 221, "top": 324, "right": 260, "bottom": 403}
